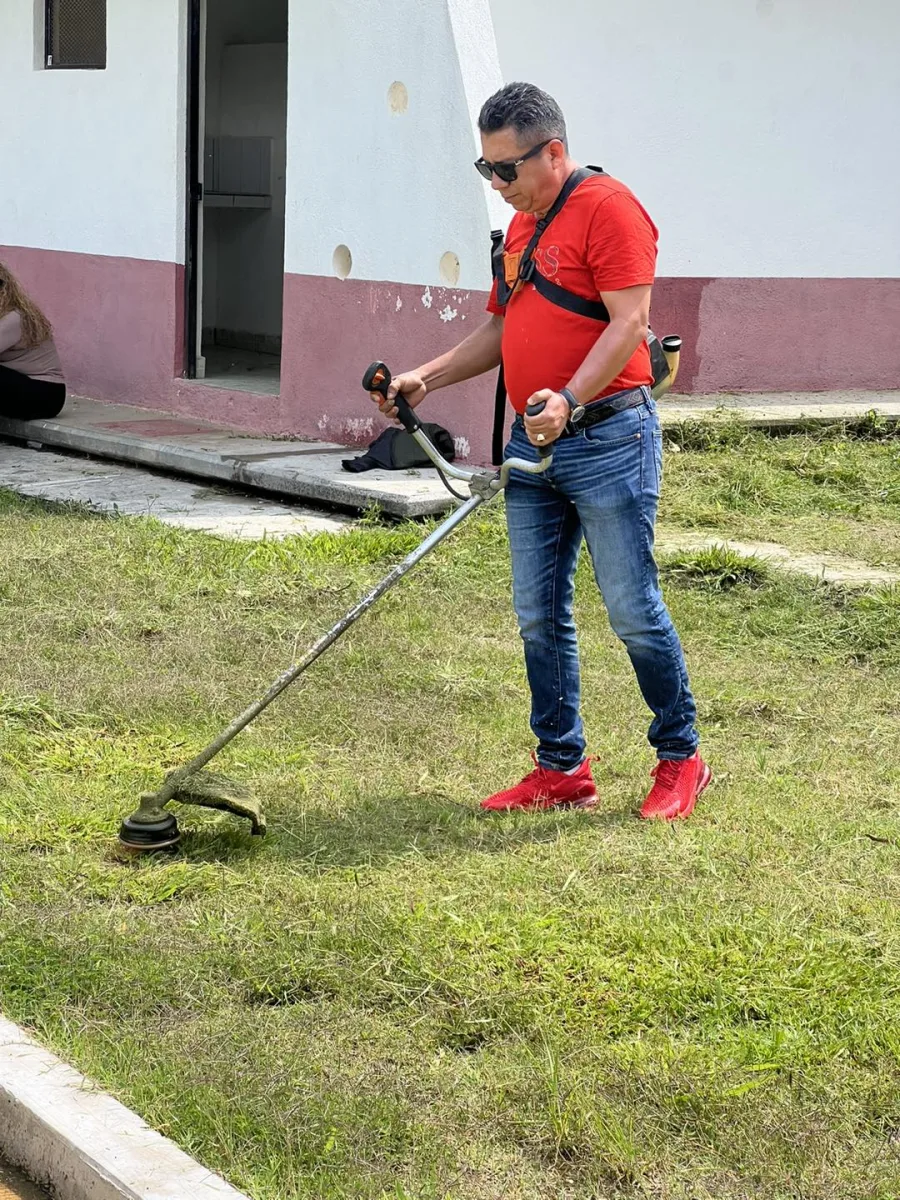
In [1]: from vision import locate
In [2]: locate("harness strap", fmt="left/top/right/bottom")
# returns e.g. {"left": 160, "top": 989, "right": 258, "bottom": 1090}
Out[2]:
{"left": 490, "top": 166, "right": 620, "bottom": 464}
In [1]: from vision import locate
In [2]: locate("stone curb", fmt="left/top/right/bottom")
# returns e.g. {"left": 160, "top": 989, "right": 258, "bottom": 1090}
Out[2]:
{"left": 0, "top": 1017, "right": 251, "bottom": 1200}
{"left": 662, "top": 399, "right": 900, "bottom": 430}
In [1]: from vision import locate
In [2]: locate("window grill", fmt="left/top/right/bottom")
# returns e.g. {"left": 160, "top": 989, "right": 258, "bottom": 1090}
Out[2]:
{"left": 45, "top": 0, "right": 107, "bottom": 70}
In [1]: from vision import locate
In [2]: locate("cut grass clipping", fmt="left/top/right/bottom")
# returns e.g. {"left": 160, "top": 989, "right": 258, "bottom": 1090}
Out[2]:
{"left": 0, "top": 429, "right": 899, "bottom": 1200}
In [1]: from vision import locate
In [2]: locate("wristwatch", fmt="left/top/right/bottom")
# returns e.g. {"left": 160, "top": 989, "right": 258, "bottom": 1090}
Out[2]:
{"left": 559, "top": 387, "right": 586, "bottom": 425}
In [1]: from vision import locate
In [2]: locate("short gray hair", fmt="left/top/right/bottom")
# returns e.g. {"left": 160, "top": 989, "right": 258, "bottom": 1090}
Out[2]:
{"left": 478, "top": 82, "right": 568, "bottom": 149}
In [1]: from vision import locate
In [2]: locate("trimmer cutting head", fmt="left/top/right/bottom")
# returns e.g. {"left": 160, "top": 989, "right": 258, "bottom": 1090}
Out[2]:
{"left": 117, "top": 770, "right": 265, "bottom": 853}
{"left": 117, "top": 812, "right": 180, "bottom": 852}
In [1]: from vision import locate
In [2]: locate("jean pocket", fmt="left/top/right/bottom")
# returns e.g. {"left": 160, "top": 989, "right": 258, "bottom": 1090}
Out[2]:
{"left": 583, "top": 406, "right": 642, "bottom": 447}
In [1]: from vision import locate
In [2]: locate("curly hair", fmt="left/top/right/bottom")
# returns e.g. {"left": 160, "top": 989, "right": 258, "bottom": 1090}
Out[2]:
{"left": 0, "top": 263, "right": 53, "bottom": 348}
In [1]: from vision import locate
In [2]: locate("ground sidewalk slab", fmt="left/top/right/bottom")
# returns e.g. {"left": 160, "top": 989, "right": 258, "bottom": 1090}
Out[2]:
{"left": 662, "top": 389, "right": 900, "bottom": 428}
{"left": 0, "top": 1017, "right": 251, "bottom": 1200}
{"left": 656, "top": 532, "right": 900, "bottom": 588}
{"left": 0, "top": 391, "right": 897, "bottom": 519}
{"left": 0, "top": 397, "right": 454, "bottom": 519}
{"left": 0, "top": 443, "right": 351, "bottom": 538}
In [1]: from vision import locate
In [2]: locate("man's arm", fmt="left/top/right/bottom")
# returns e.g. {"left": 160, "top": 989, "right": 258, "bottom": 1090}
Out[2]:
{"left": 522, "top": 284, "right": 650, "bottom": 446}
{"left": 565, "top": 284, "right": 650, "bottom": 404}
{"left": 371, "top": 314, "right": 503, "bottom": 420}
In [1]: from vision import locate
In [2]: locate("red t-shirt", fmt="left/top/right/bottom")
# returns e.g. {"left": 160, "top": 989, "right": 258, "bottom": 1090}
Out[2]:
{"left": 487, "top": 173, "right": 658, "bottom": 413}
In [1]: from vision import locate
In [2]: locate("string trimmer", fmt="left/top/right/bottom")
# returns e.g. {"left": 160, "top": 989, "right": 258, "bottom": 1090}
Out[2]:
{"left": 117, "top": 363, "right": 555, "bottom": 851}
{"left": 119, "top": 338, "right": 682, "bottom": 851}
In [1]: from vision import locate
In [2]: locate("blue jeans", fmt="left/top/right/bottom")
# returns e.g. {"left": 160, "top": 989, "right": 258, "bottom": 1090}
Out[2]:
{"left": 504, "top": 390, "right": 699, "bottom": 770}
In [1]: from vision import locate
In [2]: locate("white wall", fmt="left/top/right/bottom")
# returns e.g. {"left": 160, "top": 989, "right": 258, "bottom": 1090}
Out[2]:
{"left": 0, "top": 0, "right": 185, "bottom": 263}
{"left": 489, "top": 0, "right": 900, "bottom": 278}
{"left": 6, "top": 0, "right": 895, "bottom": 289}
{"left": 283, "top": 0, "right": 503, "bottom": 288}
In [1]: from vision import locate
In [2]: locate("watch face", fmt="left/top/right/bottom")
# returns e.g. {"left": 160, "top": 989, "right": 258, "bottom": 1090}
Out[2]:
{"left": 562, "top": 390, "right": 584, "bottom": 421}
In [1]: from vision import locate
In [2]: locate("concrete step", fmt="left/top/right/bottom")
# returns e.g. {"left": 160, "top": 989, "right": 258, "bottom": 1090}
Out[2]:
{"left": 662, "top": 389, "right": 900, "bottom": 428}
{"left": 0, "top": 396, "right": 455, "bottom": 519}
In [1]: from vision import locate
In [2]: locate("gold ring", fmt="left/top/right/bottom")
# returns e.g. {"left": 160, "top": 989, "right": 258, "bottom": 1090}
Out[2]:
{"left": 536, "top": 433, "right": 546, "bottom": 443}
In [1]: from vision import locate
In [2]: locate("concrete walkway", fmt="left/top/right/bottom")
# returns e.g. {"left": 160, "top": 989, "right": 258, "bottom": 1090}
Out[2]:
{"left": 0, "top": 396, "right": 452, "bottom": 519}
{"left": 0, "top": 442, "right": 351, "bottom": 538}
{"left": 662, "top": 388, "right": 900, "bottom": 427}
{"left": 0, "top": 389, "right": 896, "bottom": 519}
{"left": 2, "top": 442, "right": 899, "bottom": 588}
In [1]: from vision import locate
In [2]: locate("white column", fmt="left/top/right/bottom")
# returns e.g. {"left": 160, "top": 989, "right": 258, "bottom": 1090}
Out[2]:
{"left": 283, "top": 0, "right": 506, "bottom": 289}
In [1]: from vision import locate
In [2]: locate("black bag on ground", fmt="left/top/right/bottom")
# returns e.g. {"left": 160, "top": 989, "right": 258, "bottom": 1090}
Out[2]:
{"left": 342, "top": 423, "right": 456, "bottom": 473}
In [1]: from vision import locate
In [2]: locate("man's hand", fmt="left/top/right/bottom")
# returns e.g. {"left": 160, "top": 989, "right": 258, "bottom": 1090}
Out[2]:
{"left": 523, "top": 389, "right": 570, "bottom": 447}
{"left": 369, "top": 371, "right": 427, "bottom": 422}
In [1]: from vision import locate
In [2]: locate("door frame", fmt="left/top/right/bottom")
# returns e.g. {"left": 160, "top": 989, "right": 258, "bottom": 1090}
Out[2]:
{"left": 184, "top": 0, "right": 204, "bottom": 378}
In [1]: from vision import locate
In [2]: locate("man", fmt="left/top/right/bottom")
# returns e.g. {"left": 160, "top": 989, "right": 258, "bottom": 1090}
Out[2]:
{"left": 370, "top": 82, "right": 710, "bottom": 820}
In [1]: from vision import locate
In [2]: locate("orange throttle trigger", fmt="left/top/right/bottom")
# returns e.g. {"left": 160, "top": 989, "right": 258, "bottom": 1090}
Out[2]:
{"left": 362, "top": 361, "right": 421, "bottom": 434}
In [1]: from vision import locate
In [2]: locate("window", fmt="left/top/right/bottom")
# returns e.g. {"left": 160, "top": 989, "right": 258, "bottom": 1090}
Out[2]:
{"left": 45, "top": 0, "right": 106, "bottom": 70}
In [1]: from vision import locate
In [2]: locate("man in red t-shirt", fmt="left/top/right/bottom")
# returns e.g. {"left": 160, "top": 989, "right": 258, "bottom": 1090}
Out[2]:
{"left": 371, "top": 82, "right": 709, "bottom": 820}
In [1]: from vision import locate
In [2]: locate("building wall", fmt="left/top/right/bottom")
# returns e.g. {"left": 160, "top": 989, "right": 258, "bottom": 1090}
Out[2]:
{"left": 0, "top": 0, "right": 185, "bottom": 262}
{"left": 281, "top": 0, "right": 900, "bottom": 454}
{"left": 0, "top": 0, "right": 186, "bottom": 403}
{"left": 489, "top": 0, "right": 900, "bottom": 395}
{"left": 1, "top": 0, "right": 898, "bottom": 465}
{"left": 279, "top": 0, "right": 504, "bottom": 453}
{"left": 492, "top": 0, "right": 900, "bottom": 281}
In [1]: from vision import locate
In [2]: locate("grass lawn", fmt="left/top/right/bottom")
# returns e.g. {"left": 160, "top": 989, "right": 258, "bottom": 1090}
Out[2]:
{"left": 660, "top": 419, "right": 900, "bottom": 567}
{"left": 0, "top": 428, "right": 899, "bottom": 1199}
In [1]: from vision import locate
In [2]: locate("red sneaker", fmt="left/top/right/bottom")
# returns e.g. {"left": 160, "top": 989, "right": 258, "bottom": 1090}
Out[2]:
{"left": 480, "top": 754, "right": 598, "bottom": 812}
{"left": 640, "top": 753, "right": 711, "bottom": 821}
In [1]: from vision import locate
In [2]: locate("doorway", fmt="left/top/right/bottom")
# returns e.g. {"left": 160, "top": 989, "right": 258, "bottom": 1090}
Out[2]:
{"left": 185, "top": 0, "right": 288, "bottom": 394}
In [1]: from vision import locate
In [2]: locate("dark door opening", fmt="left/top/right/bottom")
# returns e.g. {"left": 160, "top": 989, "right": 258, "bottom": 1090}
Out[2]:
{"left": 185, "top": 0, "right": 288, "bottom": 395}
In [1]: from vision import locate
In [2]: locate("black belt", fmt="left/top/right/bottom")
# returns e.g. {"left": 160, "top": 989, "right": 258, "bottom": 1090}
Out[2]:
{"left": 556, "top": 386, "right": 647, "bottom": 438}
{"left": 513, "top": 386, "right": 647, "bottom": 440}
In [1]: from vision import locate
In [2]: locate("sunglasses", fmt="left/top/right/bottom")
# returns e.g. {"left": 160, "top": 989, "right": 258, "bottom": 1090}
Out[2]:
{"left": 474, "top": 139, "right": 552, "bottom": 184}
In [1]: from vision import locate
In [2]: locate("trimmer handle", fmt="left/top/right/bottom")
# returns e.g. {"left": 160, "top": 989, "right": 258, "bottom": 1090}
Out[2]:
{"left": 363, "top": 361, "right": 421, "bottom": 435}
{"left": 524, "top": 397, "right": 553, "bottom": 458}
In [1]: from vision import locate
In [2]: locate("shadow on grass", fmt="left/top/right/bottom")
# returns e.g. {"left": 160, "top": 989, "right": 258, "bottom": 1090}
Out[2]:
{"left": 172, "top": 788, "right": 637, "bottom": 870}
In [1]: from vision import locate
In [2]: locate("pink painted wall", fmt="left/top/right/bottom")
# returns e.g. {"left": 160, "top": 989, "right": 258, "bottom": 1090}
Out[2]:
{"left": 0, "top": 246, "right": 185, "bottom": 402}
{"left": 280, "top": 274, "right": 496, "bottom": 456}
{"left": 693, "top": 279, "right": 900, "bottom": 393}
{"left": 2, "top": 246, "right": 899, "bottom": 465}
{"left": 281, "top": 272, "right": 900, "bottom": 458}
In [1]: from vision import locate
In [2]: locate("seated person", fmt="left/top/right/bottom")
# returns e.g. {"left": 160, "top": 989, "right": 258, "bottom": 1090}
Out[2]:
{"left": 0, "top": 262, "right": 66, "bottom": 420}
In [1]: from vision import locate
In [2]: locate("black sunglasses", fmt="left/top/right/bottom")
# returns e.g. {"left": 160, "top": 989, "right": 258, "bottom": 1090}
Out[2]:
{"left": 474, "top": 139, "right": 552, "bottom": 184}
